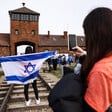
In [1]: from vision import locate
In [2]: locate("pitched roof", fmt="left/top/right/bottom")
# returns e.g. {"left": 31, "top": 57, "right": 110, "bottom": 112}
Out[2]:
{"left": 9, "top": 7, "right": 40, "bottom": 15}
{"left": 38, "top": 34, "right": 68, "bottom": 47}
{"left": 0, "top": 33, "right": 10, "bottom": 46}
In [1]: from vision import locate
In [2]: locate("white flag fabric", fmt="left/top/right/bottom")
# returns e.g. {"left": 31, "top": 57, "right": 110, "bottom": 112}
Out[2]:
{"left": 0, "top": 51, "right": 55, "bottom": 84}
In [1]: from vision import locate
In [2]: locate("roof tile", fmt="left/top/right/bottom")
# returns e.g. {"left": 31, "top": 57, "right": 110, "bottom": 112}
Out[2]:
{"left": 9, "top": 7, "right": 40, "bottom": 15}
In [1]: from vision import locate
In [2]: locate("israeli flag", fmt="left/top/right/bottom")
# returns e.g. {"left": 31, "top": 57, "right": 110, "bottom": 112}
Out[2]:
{"left": 0, "top": 51, "right": 55, "bottom": 84}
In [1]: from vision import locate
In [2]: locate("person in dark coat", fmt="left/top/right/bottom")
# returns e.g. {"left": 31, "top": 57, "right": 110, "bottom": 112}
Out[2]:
{"left": 52, "top": 56, "right": 58, "bottom": 70}
{"left": 46, "top": 57, "right": 52, "bottom": 71}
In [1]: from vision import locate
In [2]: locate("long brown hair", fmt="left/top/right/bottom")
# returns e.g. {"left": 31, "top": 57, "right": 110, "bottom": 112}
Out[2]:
{"left": 82, "top": 7, "right": 112, "bottom": 79}
{"left": 25, "top": 46, "right": 33, "bottom": 54}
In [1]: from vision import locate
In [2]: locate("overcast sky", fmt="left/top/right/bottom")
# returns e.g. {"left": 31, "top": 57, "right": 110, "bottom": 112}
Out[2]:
{"left": 0, "top": 0, "right": 111, "bottom": 36}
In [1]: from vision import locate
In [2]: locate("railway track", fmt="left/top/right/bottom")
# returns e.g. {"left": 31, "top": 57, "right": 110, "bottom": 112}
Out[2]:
{"left": 0, "top": 73, "right": 56, "bottom": 112}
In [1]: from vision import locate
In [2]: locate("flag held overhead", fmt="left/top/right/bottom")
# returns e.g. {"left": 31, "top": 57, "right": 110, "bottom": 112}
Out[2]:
{"left": 0, "top": 51, "right": 55, "bottom": 84}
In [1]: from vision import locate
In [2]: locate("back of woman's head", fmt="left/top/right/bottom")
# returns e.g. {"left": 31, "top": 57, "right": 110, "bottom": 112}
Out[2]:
{"left": 83, "top": 7, "right": 112, "bottom": 56}
{"left": 25, "top": 46, "right": 33, "bottom": 54}
{"left": 82, "top": 7, "right": 112, "bottom": 75}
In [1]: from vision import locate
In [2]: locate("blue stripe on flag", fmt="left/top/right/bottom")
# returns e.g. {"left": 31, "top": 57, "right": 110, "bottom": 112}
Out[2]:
{"left": 0, "top": 51, "right": 55, "bottom": 62}
{"left": 6, "top": 71, "right": 39, "bottom": 83}
{"left": 0, "top": 51, "right": 56, "bottom": 84}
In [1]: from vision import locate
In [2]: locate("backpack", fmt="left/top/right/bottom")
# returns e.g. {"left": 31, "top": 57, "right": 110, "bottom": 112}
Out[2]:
{"left": 48, "top": 67, "right": 85, "bottom": 112}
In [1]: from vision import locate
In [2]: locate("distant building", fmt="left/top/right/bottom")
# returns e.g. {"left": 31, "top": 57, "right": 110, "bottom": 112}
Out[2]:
{"left": 0, "top": 4, "right": 85, "bottom": 56}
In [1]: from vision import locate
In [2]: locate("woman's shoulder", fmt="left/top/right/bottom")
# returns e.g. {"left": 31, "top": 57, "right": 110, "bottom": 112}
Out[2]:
{"left": 88, "top": 56, "right": 112, "bottom": 80}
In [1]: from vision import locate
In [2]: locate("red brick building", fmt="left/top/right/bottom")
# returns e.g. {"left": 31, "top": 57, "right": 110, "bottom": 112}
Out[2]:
{"left": 0, "top": 5, "right": 85, "bottom": 56}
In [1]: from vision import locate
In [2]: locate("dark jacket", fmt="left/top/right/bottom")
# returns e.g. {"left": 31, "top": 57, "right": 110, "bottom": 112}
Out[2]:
{"left": 48, "top": 67, "right": 85, "bottom": 112}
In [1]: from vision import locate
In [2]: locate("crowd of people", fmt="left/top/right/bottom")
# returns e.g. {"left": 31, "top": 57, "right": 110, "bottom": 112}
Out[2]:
{"left": 45, "top": 54, "right": 74, "bottom": 71}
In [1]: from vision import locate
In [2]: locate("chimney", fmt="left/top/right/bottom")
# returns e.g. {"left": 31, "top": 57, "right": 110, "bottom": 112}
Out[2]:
{"left": 64, "top": 31, "right": 67, "bottom": 39}
{"left": 48, "top": 30, "right": 50, "bottom": 38}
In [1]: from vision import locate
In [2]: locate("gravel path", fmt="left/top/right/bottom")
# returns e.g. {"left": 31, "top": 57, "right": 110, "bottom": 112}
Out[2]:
{"left": 41, "top": 72, "right": 60, "bottom": 83}
{"left": 0, "top": 75, "right": 4, "bottom": 84}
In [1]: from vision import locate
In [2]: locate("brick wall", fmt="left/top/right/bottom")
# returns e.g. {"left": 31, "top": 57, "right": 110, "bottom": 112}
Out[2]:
{"left": 10, "top": 20, "right": 39, "bottom": 55}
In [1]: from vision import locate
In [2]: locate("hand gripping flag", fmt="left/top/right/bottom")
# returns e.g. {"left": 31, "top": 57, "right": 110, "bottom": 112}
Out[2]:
{"left": 0, "top": 51, "right": 55, "bottom": 84}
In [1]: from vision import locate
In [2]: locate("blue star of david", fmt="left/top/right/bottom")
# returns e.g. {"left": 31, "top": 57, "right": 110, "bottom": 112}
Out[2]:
{"left": 24, "top": 62, "right": 36, "bottom": 74}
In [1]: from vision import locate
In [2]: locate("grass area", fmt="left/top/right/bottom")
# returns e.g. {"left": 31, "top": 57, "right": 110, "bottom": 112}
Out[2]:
{"left": 0, "top": 70, "right": 4, "bottom": 77}
{"left": 46, "top": 64, "right": 75, "bottom": 79}
{"left": 49, "top": 67, "right": 62, "bottom": 79}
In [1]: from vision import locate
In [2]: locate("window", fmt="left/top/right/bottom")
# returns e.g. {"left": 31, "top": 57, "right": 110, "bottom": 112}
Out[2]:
{"left": 11, "top": 13, "right": 38, "bottom": 21}
{"left": 25, "top": 15, "right": 29, "bottom": 21}
{"left": 30, "top": 15, "right": 38, "bottom": 21}
{"left": 21, "top": 14, "right": 26, "bottom": 21}
{"left": 16, "top": 14, "right": 20, "bottom": 20}
{"left": 11, "top": 14, "right": 16, "bottom": 20}
{"left": 32, "top": 30, "right": 35, "bottom": 35}
{"left": 15, "top": 29, "right": 19, "bottom": 35}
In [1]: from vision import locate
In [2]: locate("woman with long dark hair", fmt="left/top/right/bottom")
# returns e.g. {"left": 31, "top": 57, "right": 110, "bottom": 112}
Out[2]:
{"left": 75, "top": 7, "right": 112, "bottom": 111}
{"left": 48, "top": 7, "right": 112, "bottom": 112}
